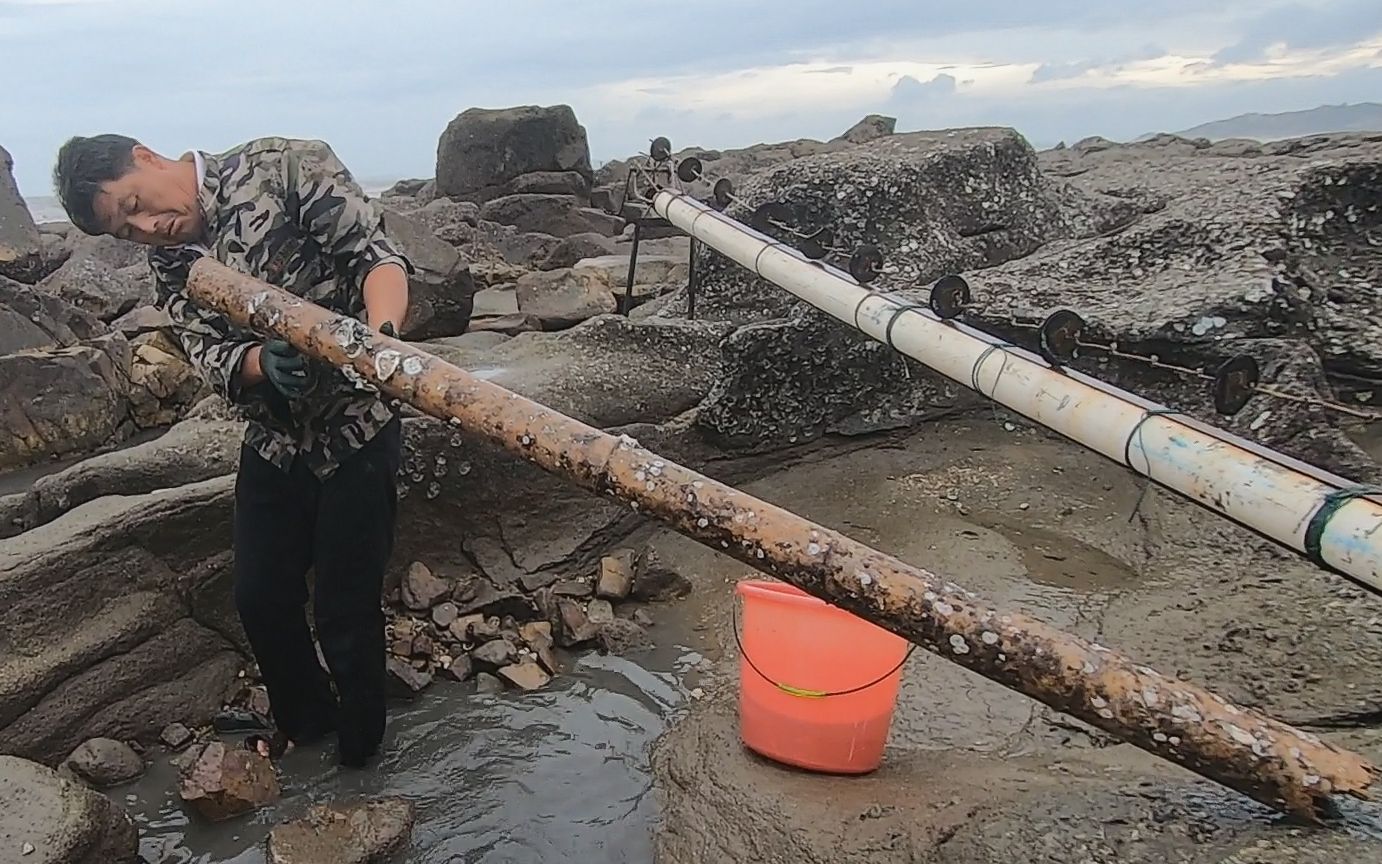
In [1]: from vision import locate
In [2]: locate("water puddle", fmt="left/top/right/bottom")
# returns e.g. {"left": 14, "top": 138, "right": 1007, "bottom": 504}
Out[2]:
{"left": 977, "top": 518, "right": 1138, "bottom": 593}
{"left": 1349, "top": 419, "right": 1382, "bottom": 463}
{"left": 124, "top": 644, "right": 702, "bottom": 863}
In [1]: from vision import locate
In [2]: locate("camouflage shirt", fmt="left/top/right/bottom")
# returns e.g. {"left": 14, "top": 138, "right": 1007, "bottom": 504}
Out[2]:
{"left": 151, "top": 137, "right": 413, "bottom": 479}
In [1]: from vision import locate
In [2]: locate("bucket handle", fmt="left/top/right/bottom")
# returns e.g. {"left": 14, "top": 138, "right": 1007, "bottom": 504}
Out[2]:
{"left": 732, "top": 601, "right": 916, "bottom": 699}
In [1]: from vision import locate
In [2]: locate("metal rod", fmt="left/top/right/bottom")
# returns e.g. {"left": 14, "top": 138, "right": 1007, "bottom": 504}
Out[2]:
{"left": 687, "top": 236, "right": 698, "bottom": 320}
{"left": 650, "top": 190, "right": 1382, "bottom": 595}
{"left": 623, "top": 220, "right": 642, "bottom": 316}
{"left": 186, "top": 257, "right": 1376, "bottom": 822}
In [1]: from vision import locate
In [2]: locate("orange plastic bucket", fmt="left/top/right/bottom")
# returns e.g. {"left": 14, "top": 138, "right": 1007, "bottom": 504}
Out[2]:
{"left": 734, "top": 579, "right": 910, "bottom": 774}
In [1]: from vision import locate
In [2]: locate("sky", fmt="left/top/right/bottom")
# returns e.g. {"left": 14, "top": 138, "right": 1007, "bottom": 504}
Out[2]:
{"left": 2, "top": 0, "right": 1381, "bottom": 198}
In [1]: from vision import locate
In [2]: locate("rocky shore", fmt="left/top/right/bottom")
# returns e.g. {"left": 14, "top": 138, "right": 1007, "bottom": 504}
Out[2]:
{"left": 1, "top": 104, "right": 1380, "bottom": 863}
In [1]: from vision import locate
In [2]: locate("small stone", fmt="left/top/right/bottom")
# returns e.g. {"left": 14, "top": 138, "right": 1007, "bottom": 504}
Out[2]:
{"left": 441, "top": 653, "right": 474, "bottom": 682}
{"left": 65, "top": 738, "right": 145, "bottom": 788}
{"left": 448, "top": 614, "right": 482, "bottom": 643}
{"left": 454, "top": 582, "right": 536, "bottom": 620}
{"left": 471, "top": 638, "right": 520, "bottom": 669}
{"left": 160, "top": 723, "right": 194, "bottom": 750}
{"left": 597, "top": 618, "right": 652, "bottom": 655}
{"left": 596, "top": 549, "right": 635, "bottom": 600}
{"left": 178, "top": 742, "right": 281, "bottom": 822}
{"left": 551, "top": 579, "right": 593, "bottom": 598}
{"left": 632, "top": 609, "right": 654, "bottom": 628}
{"left": 555, "top": 598, "right": 599, "bottom": 646}
{"left": 498, "top": 661, "right": 551, "bottom": 691}
{"left": 475, "top": 673, "right": 505, "bottom": 694}
{"left": 518, "top": 571, "right": 561, "bottom": 593}
{"left": 519, "top": 621, "right": 552, "bottom": 644}
{"left": 690, "top": 687, "right": 705, "bottom": 700}
{"left": 385, "top": 656, "right": 433, "bottom": 698}
{"left": 388, "top": 633, "right": 414, "bottom": 657}
{"left": 431, "top": 602, "right": 459, "bottom": 629}
{"left": 244, "top": 685, "right": 272, "bottom": 718}
{"left": 586, "top": 599, "right": 615, "bottom": 625}
{"left": 411, "top": 633, "right": 436, "bottom": 660}
{"left": 401, "top": 562, "right": 450, "bottom": 611}
{"left": 267, "top": 797, "right": 415, "bottom": 864}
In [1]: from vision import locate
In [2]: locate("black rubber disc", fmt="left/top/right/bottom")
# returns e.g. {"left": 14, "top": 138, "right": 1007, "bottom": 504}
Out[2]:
{"left": 677, "top": 157, "right": 703, "bottom": 183}
{"left": 1212, "top": 355, "right": 1260, "bottom": 415}
{"left": 929, "top": 274, "right": 971, "bottom": 320}
{"left": 1038, "top": 310, "right": 1085, "bottom": 366}
{"left": 650, "top": 136, "right": 672, "bottom": 162}
{"left": 750, "top": 202, "right": 792, "bottom": 234}
{"left": 848, "top": 244, "right": 883, "bottom": 284}
{"left": 713, "top": 178, "right": 734, "bottom": 209}
{"left": 798, "top": 227, "right": 833, "bottom": 260}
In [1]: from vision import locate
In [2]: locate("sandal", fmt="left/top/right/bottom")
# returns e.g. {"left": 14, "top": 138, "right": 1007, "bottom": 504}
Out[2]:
{"left": 213, "top": 708, "right": 272, "bottom": 734}
{"left": 242, "top": 730, "right": 292, "bottom": 760}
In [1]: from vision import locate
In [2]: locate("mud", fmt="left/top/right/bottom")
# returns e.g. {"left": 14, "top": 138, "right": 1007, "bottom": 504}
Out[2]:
{"left": 648, "top": 417, "right": 1382, "bottom": 863}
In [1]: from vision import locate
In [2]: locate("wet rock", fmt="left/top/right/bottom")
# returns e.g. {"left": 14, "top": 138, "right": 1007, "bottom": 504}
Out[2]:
{"left": 632, "top": 548, "right": 693, "bottom": 601}
{"left": 0, "top": 274, "right": 104, "bottom": 354}
{"left": 468, "top": 312, "right": 542, "bottom": 335}
{"left": 552, "top": 579, "right": 593, "bottom": 598}
{"left": 160, "top": 723, "right": 194, "bottom": 750}
{"left": 0, "top": 333, "right": 131, "bottom": 471}
{"left": 0, "top": 145, "right": 42, "bottom": 283}
{"left": 385, "top": 657, "right": 433, "bottom": 699}
{"left": 401, "top": 561, "right": 450, "bottom": 611}
{"left": 63, "top": 737, "right": 144, "bottom": 788}
{"left": 38, "top": 244, "right": 154, "bottom": 322}
{"left": 535, "top": 233, "right": 619, "bottom": 270}
{"left": 632, "top": 609, "right": 655, "bottom": 628}
{"left": 440, "top": 653, "right": 473, "bottom": 682}
{"left": 128, "top": 342, "right": 205, "bottom": 428}
{"left": 0, "top": 755, "right": 140, "bottom": 864}
{"left": 586, "top": 599, "right": 615, "bottom": 626}
{"left": 454, "top": 582, "right": 536, "bottom": 620}
{"left": 471, "top": 638, "right": 519, "bottom": 670}
{"left": 596, "top": 549, "right": 635, "bottom": 600}
{"left": 177, "top": 741, "right": 281, "bottom": 822}
{"left": 266, "top": 797, "right": 415, "bottom": 864}
{"left": 498, "top": 661, "right": 551, "bottom": 691}
{"left": 431, "top": 601, "right": 459, "bottom": 629}
{"left": 597, "top": 618, "right": 652, "bottom": 655}
{"left": 475, "top": 673, "right": 505, "bottom": 694}
{"left": 381, "top": 208, "right": 477, "bottom": 340}
{"left": 555, "top": 598, "right": 599, "bottom": 647}
{"left": 481, "top": 194, "right": 624, "bottom": 239}
{"left": 436, "top": 105, "right": 594, "bottom": 202}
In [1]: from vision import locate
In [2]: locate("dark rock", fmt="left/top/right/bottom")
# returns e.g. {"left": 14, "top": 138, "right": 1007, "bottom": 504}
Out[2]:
{"left": 177, "top": 741, "right": 281, "bottom": 822}
{"left": 431, "top": 601, "right": 459, "bottom": 629}
{"left": 64, "top": 737, "right": 144, "bottom": 788}
{"left": 110, "top": 304, "right": 172, "bottom": 341}
{"left": 590, "top": 184, "right": 622, "bottom": 214}
{"left": 401, "top": 561, "right": 450, "bottom": 610}
{"left": 402, "top": 198, "right": 480, "bottom": 241}
{"left": 454, "top": 582, "right": 537, "bottom": 620}
{"left": 128, "top": 342, "right": 206, "bottom": 428}
{"left": 39, "top": 245, "right": 155, "bottom": 322}
{"left": 632, "top": 609, "right": 655, "bottom": 628}
{"left": 160, "top": 723, "right": 194, "bottom": 749}
{"left": 0, "top": 144, "right": 42, "bottom": 283}
{"left": 470, "top": 638, "right": 519, "bottom": 670}
{"left": 382, "top": 208, "right": 477, "bottom": 340}
{"left": 385, "top": 656, "right": 433, "bottom": 699}
{"left": 267, "top": 797, "right": 415, "bottom": 864}
{"left": 632, "top": 548, "right": 693, "bottom": 601}
{"left": 515, "top": 267, "right": 616, "bottom": 328}
{"left": 508, "top": 170, "right": 592, "bottom": 200}
{"left": 480, "top": 194, "right": 625, "bottom": 238}
{"left": 596, "top": 549, "right": 635, "bottom": 600}
{"left": 0, "top": 755, "right": 140, "bottom": 864}
{"left": 475, "top": 673, "right": 505, "bottom": 694}
{"left": 386, "top": 178, "right": 431, "bottom": 197}
{"left": 441, "top": 653, "right": 473, "bottom": 682}
{"left": 519, "top": 571, "right": 562, "bottom": 592}
{"left": 437, "top": 105, "right": 594, "bottom": 202}
{"left": 834, "top": 114, "right": 897, "bottom": 145}
{"left": 551, "top": 580, "right": 593, "bottom": 598}
{"left": 468, "top": 312, "right": 543, "bottom": 335}
{"left": 411, "top": 632, "right": 437, "bottom": 660}
{"left": 555, "top": 598, "right": 599, "bottom": 647}
{"left": 597, "top": 618, "right": 652, "bottom": 655}
{"left": 0, "top": 333, "right": 131, "bottom": 471}
{"left": 536, "top": 232, "right": 620, "bottom": 270}
{"left": 0, "top": 274, "right": 104, "bottom": 354}
{"left": 498, "top": 661, "right": 551, "bottom": 691}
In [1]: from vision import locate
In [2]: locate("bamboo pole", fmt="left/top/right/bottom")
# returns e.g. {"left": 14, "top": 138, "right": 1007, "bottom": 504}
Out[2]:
{"left": 650, "top": 189, "right": 1382, "bottom": 595}
{"left": 187, "top": 257, "right": 1375, "bottom": 821}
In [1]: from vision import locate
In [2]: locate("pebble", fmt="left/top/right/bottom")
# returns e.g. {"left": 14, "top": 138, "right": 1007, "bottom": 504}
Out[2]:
{"left": 690, "top": 688, "right": 705, "bottom": 700}
{"left": 22, "top": 843, "right": 35, "bottom": 856}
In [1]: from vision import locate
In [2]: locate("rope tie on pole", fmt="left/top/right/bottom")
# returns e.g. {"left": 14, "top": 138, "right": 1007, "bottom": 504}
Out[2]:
{"left": 1121, "top": 408, "right": 1184, "bottom": 522}
{"left": 1305, "top": 485, "right": 1382, "bottom": 571}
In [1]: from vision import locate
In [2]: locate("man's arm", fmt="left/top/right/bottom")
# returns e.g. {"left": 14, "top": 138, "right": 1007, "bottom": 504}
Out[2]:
{"left": 286, "top": 140, "right": 413, "bottom": 333}
{"left": 150, "top": 247, "right": 263, "bottom": 397}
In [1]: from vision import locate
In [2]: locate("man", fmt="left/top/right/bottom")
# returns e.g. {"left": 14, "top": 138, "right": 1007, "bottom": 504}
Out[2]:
{"left": 53, "top": 134, "right": 413, "bottom": 768}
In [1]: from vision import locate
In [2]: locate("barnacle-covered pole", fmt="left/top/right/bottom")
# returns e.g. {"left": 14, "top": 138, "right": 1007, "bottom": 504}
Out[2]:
{"left": 187, "top": 257, "right": 1375, "bottom": 821}
{"left": 649, "top": 189, "right": 1382, "bottom": 595}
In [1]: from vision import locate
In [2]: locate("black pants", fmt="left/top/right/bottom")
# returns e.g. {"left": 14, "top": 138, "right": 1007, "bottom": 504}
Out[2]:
{"left": 232, "top": 417, "right": 401, "bottom": 765}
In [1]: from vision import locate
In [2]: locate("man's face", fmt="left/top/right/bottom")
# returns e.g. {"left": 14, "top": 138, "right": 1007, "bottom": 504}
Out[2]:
{"left": 92, "top": 144, "right": 204, "bottom": 246}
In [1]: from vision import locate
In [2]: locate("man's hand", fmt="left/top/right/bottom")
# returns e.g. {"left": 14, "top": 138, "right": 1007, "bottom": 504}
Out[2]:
{"left": 258, "top": 339, "right": 316, "bottom": 398}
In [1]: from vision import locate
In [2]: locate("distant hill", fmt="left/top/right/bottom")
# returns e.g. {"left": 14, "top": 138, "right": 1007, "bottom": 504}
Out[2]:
{"left": 1142, "top": 102, "right": 1382, "bottom": 142}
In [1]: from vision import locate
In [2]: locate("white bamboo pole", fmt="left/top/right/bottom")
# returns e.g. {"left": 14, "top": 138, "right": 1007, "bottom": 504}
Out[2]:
{"left": 651, "top": 189, "right": 1382, "bottom": 593}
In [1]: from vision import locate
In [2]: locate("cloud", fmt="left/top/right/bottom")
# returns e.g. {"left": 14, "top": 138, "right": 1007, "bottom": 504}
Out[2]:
{"left": 1030, "top": 45, "right": 1168, "bottom": 82}
{"left": 1213, "top": 0, "right": 1382, "bottom": 64}
{"left": 891, "top": 73, "right": 959, "bottom": 101}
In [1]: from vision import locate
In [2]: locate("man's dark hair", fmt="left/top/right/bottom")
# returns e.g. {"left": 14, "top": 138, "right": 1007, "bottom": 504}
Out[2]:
{"left": 53, "top": 134, "right": 140, "bottom": 235}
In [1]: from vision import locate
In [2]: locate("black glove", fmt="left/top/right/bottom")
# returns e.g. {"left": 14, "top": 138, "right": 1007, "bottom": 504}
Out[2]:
{"left": 259, "top": 339, "right": 316, "bottom": 398}
{"left": 378, "top": 321, "right": 397, "bottom": 338}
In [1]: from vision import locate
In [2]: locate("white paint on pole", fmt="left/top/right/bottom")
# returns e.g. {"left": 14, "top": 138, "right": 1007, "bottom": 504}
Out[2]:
{"left": 652, "top": 189, "right": 1382, "bottom": 593}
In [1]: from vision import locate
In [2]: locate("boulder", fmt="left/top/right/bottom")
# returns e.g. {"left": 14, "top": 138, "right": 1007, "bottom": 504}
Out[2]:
{"left": 536, "top": 233, "right": 619, "bottom": 270}
{"left": 400, "top": 561, "right": 450, "bottom": 611}
{"left": 0, "top": 755, "right": 140, "bottom": 864}
{"left": 177, "top": 741, "right": 281, "bottom": 822}
{"left": 382, "top": 208, "right": 477, "bottom": 340}
{"left": 63, "top": 738, "right": 144, "bottom": 788}
{"left": 0, "top": 274, "right": 104, "bottom": 355}
{"left": 0, "top": 334, "right": 131, "bottom": 471}
{"left": 436, "top": 105, "right": 594, "bottom": 202}
{"left": 472, "top": 285, "right": 519, "bottom": 317}
{"left": 514, "top": 267, "right": 617, "bottom": 328}
{"left": 467, "top": 312, "right": 542, "bottom": 336}
{"left": 39, "top": 240, "right": 155, "bottom": 321}
{"left": 480, "top": 194, "right": 625, "bottom": 238}
{"left": 0, "top": 144, "right": 42, "bottom": 283}
{"left": 834, "top": 114, "right": 897, "bottom": 145}
{"left": 508, "top": 170, "right": 591, "bottom": 200}
{"left": 127, "top": 342, "right": 206, "bottom": 428}
{"left": 266, "top": 797, "right": 415, "bottom": 864}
